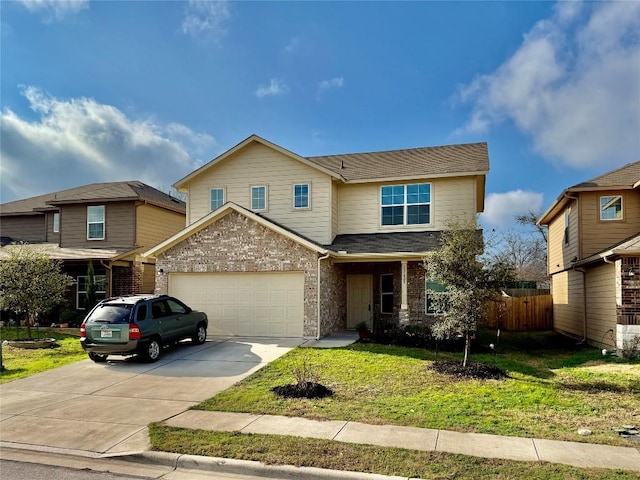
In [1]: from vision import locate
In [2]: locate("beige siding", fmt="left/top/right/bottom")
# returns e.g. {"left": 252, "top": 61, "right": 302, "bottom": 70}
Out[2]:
{"left": 135, "top": 204, "right": 185, "bottom": 249}
{"left": 60, "top": 202, "right": 135, "bottom": 248}
{"left": 337, "top": 176, "right": 477, "bottom": 235}
{"left": 45, "top": 211, "right": 60, "bottom": 243}
{"left": 580, "top": 191, "right": 640, "bottom": 258}
{"left": 0, "top": 215, "right": 45, "bottom": 242}
{"left": 141, "top": 263, "right": 156, "bottom": 293}
{"left": 551, "top": 270, "right": 584, "bottom": 339}
{"left": 331, "top": 181, "right": 339, "bottom": 241}
{"left": 547, "top": 200, "right": 579, "bottom": 275}
{"left": 585, "top": 263, "right": 617, "bottom": 349}
{"left": 187, "top": 142, "right": 333, "bottom": 244}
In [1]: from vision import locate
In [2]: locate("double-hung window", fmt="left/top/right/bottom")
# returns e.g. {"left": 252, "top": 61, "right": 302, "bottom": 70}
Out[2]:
{"left": 381, "top": 183, "right": 430, "bottom": 226}
{"left": 380, "top": 274, "right": 394, "bottom": 314}
{"left": 564, "top": 209, "right": 570, "bottom": 245}
{"left": 293, "top": 183, "right": 310, "bottom": 209}
{"left": 210, "top": 188, "right": 224, "bottom": 211}
{"left": 251, "top": 186, "right": 267, "bottom": 211}
{"left": 53, "top": 212, "right": 60, "bottom": 233}
{"left": 77, "top": 275, "right": 107, "bottom": 309}
{"left": 600, "top": 195, "right": 622, "bottom": 221}
{"left": 425, "top": 280, "right": 448, "bottom": 315}
{"left": 87, "top": 206, "right": 105, "bottom": 240}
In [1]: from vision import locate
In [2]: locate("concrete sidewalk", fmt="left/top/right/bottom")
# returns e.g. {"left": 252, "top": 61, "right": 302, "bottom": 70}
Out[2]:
{"left": 164, "top": 410, "right": 640, "bottom": 472}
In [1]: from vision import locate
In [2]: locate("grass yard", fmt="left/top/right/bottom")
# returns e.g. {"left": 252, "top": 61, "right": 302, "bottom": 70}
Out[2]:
{"left": 195, "top": 330, "right": 640, "bottom": 446}
{"left": 149, "top": 424, "right": 638, "bottom": 480}
{"left": 0, "top": 327, "right": 86, "bottom": 383}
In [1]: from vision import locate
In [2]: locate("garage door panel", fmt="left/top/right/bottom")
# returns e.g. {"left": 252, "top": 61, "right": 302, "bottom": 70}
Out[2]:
{"left": 169, "top": 272, "right": 304, "bottom": 337}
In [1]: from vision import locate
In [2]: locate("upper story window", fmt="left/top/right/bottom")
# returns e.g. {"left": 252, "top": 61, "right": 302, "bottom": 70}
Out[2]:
{"left": 251, "top": 185, "right": 267, "bottom": 211}
{"left": 600, "top": 195, "right": 622, "bottom": 221}
{"left": 210, "top": 188, "right": 224, "bottom": 211}
{"left": 53, "top": 212, "right": 60, "bottom": 233}
{"left": 293, "top": 183, "right": 310, "bottom": 209}
{"left": 564, "top": 208, "right": 570, "bottom": 245}
{"left": 87, "top": 206, "right": 105, "bottom": 240}
{"left": 381, "top": 183, "right": 431, "bottom": 226}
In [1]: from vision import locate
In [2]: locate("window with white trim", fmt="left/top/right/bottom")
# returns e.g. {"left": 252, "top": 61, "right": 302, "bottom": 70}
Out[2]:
{"left": 564, "top": 208, "right": 570, "bottom": 245}
{"left": 76, "top": 275, "right": 107, "bottom": 309}
{"left": 293, "top": 183, "right": 310, "bottom": 209}
{"left": 87, "top": 206, "right": 105, "bottom": 240}
{"left": 380, "top": 274, "right": 394, "bottom": 314}
{"left": 251, "top": 185, "right": 267, "bottom": 211}
{"left": 53, "top": 212, "right": 60, "bottom": 233}
{"left": 600, "top": 195, "right": 622, "bottom": 221}
{"left": 425, "top": 280, "right": 448, "bottom": 315}
{"left": 381, "top": 183, "right": 430, "bottom": 226}
{"left": 210, "top": 188, "right": 224, "bottom": 211}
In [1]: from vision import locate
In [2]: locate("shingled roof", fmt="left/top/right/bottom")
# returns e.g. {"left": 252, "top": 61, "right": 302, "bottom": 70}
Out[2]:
{"left": 327, "top": 231, "right": 442, "bottom": 254}
{"left": 308, "top": 142, "right": 489, "bottom": 182}
{"left": 1, "top": 181, "right": 185, "bottom": 216}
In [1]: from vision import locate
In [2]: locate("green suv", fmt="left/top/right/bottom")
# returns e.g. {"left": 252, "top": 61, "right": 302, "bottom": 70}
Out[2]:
{"left": 80, "top": 294, "right": 208, "bottom": 363}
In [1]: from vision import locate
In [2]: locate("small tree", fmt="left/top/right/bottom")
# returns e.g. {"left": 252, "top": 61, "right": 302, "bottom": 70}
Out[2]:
{"left": 84, "top": 261, "right": 97, "bottom": 311}
{"left": 0, "top": 245, "right": 72, "bottom": 339}
{"left": 424, "top": 220, "right": 513, "bottom": 367}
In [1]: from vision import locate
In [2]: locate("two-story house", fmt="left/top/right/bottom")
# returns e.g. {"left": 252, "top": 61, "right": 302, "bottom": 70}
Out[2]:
{"left": 0, "top": 181, "right": 186, "bottom": 311}
{"left": 538, "top": 161, "right": 640, "bottom": 352}
{"left": 144, "top": 135, "right": 489, "bottom": 338}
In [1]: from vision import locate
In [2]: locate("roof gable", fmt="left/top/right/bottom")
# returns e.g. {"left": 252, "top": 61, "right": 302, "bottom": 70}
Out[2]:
{"left": 174, "top": 135, "right": 342, "bottom": 190}
{"left": 539, "top": 160, "right": 640, "bottom": 225}
{"left": 143, "top": 202, "right": 328, "bottom": 258}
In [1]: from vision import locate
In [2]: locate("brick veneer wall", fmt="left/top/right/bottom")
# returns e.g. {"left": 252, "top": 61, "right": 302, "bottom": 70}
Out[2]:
{"left": 618, "top": 256, "right": 640, "bottom": 326}
{"left": 155, "top": 211, "right": 321, "bottom": 337}
{"left": 319, "top": 261, "right": 346, "bottom": 335}
{"left": 407, "top": 261, "right": 431, "bottom": 325}
{"left": 112, "top": 262, "right": 144, "bottom": 296}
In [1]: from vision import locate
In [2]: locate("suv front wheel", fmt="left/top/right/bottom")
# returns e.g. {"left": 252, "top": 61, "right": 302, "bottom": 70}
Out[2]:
{"left": 139, "top": 337, "right": 162, "bottom": 362}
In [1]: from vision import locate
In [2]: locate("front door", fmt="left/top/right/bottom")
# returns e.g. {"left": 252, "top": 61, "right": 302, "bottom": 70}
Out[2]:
{"left": 347, "top": 274, "right": 372, "bottom": 329}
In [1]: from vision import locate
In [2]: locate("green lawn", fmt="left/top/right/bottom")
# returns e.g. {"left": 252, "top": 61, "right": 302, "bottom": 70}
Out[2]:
{"left": 0, "top": 327, "right": 86, "bottom": 383}
{"left": 195, "top": 330, "right": 640, "bottom": 446}
{"left": 149, "top": 424, "right": 639, "bottom": 480}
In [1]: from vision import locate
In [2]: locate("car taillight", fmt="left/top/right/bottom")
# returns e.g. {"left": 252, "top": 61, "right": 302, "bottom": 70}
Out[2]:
{"left": 129, "top": 323, "right": 142, "bottom": 340}
{"left": 80, "top": 325, "right": 86, "bottom": 338}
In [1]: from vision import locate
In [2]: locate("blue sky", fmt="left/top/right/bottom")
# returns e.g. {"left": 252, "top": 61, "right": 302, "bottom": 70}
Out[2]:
{"left": 1, "top": 0, "right": 639, "bottom": 232}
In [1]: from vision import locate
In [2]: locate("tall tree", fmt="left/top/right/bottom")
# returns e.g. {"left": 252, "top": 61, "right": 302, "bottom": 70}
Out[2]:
{"left": 424, "top": 220, "right": 514, "bottom": 367}
{"left": 0, "top": 245, "right": 72, "bottom": 339}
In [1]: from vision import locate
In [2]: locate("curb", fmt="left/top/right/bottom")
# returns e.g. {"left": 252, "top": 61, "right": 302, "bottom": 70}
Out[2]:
{"left": 114, "top": 451, "right": 415, "bottom": 480}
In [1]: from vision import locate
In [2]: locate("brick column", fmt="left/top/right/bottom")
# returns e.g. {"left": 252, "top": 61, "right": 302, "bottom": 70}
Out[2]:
{"left": 399, "top": 260, "right": 410, "bottom": 326}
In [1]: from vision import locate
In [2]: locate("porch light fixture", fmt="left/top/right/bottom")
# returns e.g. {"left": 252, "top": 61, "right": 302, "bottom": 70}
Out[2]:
{"left": 628, "top": 269, "right": 635, "bottom": 277}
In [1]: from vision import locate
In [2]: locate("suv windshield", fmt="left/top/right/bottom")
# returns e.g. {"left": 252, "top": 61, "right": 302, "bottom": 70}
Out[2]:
{"left": 86, "top": 304, "right": 133, "bottom": 324}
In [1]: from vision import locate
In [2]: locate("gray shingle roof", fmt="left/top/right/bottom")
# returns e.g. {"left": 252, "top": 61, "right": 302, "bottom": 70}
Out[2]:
{"left": 1, "top": 181, "right": 185, "bottom": 215}
{"left": 571, "top": 160, "right": 640, "bottom": 189}
{"left": 308, "top": 142, "right": 489, "bottom": 182}
{"left": 327, "top": 232, "right": 442, "bottom": 254}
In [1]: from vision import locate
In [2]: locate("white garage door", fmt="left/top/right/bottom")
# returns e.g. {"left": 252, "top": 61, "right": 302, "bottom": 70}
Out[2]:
{"left": 169, "top": 272, "right": 304, "bottom": 337}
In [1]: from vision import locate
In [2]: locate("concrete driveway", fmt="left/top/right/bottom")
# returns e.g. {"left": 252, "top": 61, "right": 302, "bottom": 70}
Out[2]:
{"left": 0, "top": 336, "right": 302, "bottom": 455}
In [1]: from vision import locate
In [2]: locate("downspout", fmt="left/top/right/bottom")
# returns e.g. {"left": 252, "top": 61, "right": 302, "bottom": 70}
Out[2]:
{"left": 100, "top": 260, "right": 113, "bottom": 298}
{"left": 573, "top": 266, "right": 587, "bottom": 343}
{"left": 316, "top": 252, "right": 331, "bottom": 340}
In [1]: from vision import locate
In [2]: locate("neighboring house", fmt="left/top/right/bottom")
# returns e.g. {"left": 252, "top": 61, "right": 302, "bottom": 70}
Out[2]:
{"left": 538, "top": 161, "right": 640, "bottom": 352}
{"left": 144, "top": 134, "right": 488, "bottom": 339}
{"left": 0, "top": 181, "right": 186, "bottom": 311}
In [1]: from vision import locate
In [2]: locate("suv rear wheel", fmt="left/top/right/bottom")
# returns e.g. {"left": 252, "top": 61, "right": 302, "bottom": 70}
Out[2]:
{"left": 139, "top": 337, "right": 162, "bottom": 362}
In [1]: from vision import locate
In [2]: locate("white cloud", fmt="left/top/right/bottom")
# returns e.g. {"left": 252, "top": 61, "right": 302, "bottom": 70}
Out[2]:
{"left": 457, "top": 1, "right": 640, "bottom": 169}
{"left": 0, "top": 86, "right": 215, "bottom": 203}
{"left": 181, "top": 0, "right": 230, "bottom": 42}
{"left": 480, "top": 190, "right": 544, "bottom": 228}
{"left": 255, "top": 79, "right": 289, "bottom": 98}
{"left": 19, "top": 0, "right": 88, "bottom": 22}
{"left": 284, "top": 36, "right": 300, "bottom": 54}
{"left": 317, "top": 77, "right": 345, "bottom": 97}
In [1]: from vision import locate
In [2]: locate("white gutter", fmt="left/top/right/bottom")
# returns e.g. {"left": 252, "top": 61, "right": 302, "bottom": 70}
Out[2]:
{"left": 316, "top": 252, "right": 331, "bottom": 340}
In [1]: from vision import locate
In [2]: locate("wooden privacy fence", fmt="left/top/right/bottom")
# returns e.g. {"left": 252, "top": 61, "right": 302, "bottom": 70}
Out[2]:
{"left": 485, "top": 295, "right": 553, "bottom": 331}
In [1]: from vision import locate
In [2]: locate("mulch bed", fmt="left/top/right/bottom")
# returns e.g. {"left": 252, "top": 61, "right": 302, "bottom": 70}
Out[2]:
{"left": 429, "top": 361, "right": 508, "bottom": 380}
{"left": 271, "top": 382, "right": 334, "bottom": 399}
